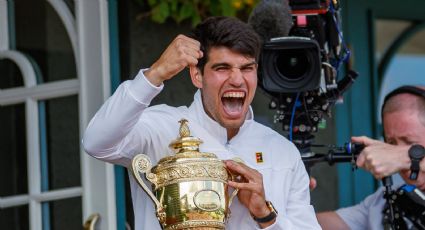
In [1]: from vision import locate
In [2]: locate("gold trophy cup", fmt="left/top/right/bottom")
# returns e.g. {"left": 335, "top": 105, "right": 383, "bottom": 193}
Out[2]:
{"left": 131, "top": 119, "right": 238, "bottom": 229}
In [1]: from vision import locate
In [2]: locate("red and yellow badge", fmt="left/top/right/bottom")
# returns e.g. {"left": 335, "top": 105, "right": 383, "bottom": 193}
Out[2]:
{"left": 255, "top": 152, "right": 264, "bottom": 163}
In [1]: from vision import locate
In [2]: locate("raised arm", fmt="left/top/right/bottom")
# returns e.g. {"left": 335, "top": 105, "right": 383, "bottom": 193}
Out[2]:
{"left": 82, "top": 35, "right": 202, "bottom": 166}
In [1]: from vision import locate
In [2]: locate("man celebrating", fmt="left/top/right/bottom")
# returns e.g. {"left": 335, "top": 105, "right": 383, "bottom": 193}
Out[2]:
{"left": 317, "top": 85, "right": 425, "bottom": 230}
{"left": 83, "top": 16, "right": 320, "bottom": 229}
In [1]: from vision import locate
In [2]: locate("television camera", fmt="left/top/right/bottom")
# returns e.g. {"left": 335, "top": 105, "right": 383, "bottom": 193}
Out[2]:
{"left": 254, "top": 0, "right": 359, "bottom": 167}
{"left": 253, "top": 2, "right": 425, "bottom": 228}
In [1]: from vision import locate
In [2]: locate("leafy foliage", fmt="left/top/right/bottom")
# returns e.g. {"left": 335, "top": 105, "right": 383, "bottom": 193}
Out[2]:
{"left": 136, "top": 0, "right": 259, "bottom": 26}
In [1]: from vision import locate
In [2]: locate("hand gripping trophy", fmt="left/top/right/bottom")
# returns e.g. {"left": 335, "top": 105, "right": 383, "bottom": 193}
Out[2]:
{"left": 131, "top": 119, "right": 239, "bottom": 229}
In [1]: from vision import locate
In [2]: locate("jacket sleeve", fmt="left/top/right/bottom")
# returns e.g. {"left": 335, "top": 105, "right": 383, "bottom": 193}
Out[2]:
{"left": 336, "top": 188, "right": 384, "bottom": 230}
{"left": 82, "top": 69, "right": 163, "bottom": 167}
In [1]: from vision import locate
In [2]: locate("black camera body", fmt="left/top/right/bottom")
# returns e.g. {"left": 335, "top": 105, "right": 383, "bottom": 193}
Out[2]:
{"left": 260, "top": 0, "right": 339, "bottom": 93}
{"left": 258, "top": 0, "right": 355, "bottom": 156}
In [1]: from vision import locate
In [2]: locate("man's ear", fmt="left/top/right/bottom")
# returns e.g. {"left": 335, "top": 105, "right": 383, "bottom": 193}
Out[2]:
{"left": 190, "top": 66, "right": 203, "bottom": 88}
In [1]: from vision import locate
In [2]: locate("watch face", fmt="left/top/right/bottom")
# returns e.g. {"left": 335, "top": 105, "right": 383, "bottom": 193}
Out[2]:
{"left": 409, "top": 144, "right": 425, "bottom": 159}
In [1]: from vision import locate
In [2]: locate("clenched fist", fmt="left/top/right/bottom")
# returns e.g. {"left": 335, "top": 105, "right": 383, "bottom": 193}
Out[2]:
{"left": 144, "top": 34, "right": 203, "bottom": 86}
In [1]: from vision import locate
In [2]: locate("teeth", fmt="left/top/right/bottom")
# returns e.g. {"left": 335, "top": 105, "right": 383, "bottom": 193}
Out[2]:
{"left": 223, "top": 92, "right": 245, "bottom": 98}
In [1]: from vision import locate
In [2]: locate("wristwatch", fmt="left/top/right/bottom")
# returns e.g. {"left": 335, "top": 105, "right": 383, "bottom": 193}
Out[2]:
{"left": 252, "top": 201, "right": 278, "bottom": 223}
{"left": 408, "top": 144, "right": 425, "bottom": 180}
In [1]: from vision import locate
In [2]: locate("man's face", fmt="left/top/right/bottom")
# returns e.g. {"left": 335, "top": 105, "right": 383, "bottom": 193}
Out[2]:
{"left": 194, "top": 46, "right": 257, "bottom": 136}
{"left": 384, "top": 107, "right": 425, "bottom": 191}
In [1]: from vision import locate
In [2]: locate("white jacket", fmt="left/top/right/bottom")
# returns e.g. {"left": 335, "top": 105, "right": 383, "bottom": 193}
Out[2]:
{"left": 83, "top": 70, "right": 321, "bottom": 230}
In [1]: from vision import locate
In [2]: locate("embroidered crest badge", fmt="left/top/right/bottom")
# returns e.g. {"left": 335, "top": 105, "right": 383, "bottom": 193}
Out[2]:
{"left": 256, "top": 152, "right": 264, "bottom": 163}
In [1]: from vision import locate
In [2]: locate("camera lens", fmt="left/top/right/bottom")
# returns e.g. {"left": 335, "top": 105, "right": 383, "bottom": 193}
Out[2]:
{"left": 275, "top": 49, "right": 310, "bottom": 80}
{"left": 260, "top": 37, "right": 321, "bottom": 92}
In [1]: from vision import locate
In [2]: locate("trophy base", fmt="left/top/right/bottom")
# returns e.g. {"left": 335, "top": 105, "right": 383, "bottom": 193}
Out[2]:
{"left": 164, "top": 220, "right": 225, "bottom": 230}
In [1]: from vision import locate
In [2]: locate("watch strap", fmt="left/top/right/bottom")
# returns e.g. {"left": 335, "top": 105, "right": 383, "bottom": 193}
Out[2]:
{"left": 408, "top": 144, "right": 425, "bottom": 181}
{"left": 252, "top": 201, "right": 278, "bottom": 223}
{"left": 410, "top": 159, "right": 420, "bottom": 180}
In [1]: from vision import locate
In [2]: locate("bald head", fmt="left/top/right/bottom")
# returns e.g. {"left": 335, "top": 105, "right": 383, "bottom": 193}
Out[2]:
{"left": 382, "top": 86, "right": 425, "bottom": 126}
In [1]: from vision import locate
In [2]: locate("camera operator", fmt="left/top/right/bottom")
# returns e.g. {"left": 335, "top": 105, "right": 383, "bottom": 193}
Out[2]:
{"left": 317, "top": 85, "right": 425, "bottom": 230}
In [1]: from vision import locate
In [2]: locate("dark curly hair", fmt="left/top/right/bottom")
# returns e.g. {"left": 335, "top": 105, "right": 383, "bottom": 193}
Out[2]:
{"left": 190, "top": 16, "right": 262, "bottom": 74}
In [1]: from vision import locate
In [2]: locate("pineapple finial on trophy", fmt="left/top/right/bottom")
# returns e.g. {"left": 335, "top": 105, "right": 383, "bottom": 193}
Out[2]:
{"left": 169, "top": 119, "right": 203, "bottom": 153}
{"left": 178, "top": 119, "right": 190, "bottom": 138}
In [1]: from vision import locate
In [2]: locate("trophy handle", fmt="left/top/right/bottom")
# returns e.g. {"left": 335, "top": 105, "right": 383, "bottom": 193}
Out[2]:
{"left": 227, "top": 157, "right": 245, "bottom": 208}
{"left": 228, "top": 177, "right": 239, "bottom": 208}
{"left": 131, "top": 154, "right": 163, "bottom": 210}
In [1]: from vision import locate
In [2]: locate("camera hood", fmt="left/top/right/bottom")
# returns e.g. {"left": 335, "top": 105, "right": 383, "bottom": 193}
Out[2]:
{"left": 260, "top": 37, "right": 321, "bottom": 93}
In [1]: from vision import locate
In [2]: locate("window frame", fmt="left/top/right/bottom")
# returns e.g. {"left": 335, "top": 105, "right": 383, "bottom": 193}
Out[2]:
{"left": 0, "top": 1, "right": 117, "bottom": 229}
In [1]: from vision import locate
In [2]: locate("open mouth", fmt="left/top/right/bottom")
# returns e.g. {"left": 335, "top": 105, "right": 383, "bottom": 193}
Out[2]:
{"left": 221, "top": 91, "right": 246, "bottom": 117}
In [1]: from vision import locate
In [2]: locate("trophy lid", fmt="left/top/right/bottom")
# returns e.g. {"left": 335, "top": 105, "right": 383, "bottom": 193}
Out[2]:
{"left": 155, "top": 119, "right": 218, "bottom": 166}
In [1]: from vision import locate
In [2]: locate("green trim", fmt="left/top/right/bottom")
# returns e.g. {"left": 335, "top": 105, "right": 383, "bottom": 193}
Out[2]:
{"left": 114, "top": 167, "right": 126, "bottom": 230}
{"left": 108, "top": 0, "right": 126, "bottom": 229}
{"left": 336, "top": 0, "right": 354, "bottom": 207}
{"left": 337, "top": 0, "right": 375, "bottom": 206}
{"left": 367, "top": 10, "right": 381, "bottom": 150}
{"left": 40, "top": 100, "right": 51, "bottom": 230}
{"left": 109, "top": 0, "right": 121, "bottom": 93}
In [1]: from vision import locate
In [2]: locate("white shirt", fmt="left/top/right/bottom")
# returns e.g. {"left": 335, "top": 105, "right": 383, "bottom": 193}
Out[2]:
{"left": 83, "top": 70, "right": 321, "bottom": 230}
{"left": 336, "top": 175, "right": 404, "bottom": 230}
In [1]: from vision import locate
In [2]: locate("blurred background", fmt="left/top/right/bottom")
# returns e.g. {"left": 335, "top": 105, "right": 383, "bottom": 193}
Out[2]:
{"left": 1, "top": 0, "right": 424, "bottom": 229}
